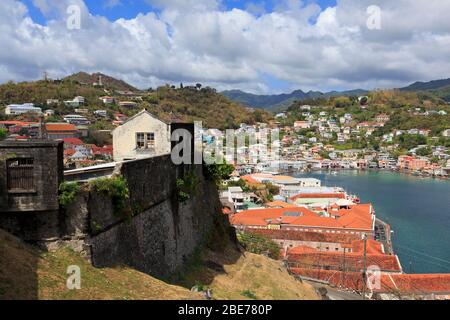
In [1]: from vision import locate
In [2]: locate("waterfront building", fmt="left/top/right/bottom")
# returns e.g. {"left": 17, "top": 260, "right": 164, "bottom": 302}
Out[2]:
{"left": 231, "top": 203, "right": 376, "bottom": 252}
{"left": 398, "top": 155, "right": 430, "bottom": 171}
{"left": 279, "top": 186, "right": 344, "bottom": 199}
{"left": 289, "top": 193, "right": 347, "bottom": 207}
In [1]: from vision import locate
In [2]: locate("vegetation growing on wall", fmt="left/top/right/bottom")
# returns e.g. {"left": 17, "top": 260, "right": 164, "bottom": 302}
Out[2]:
{"left": 237, "top": 232, "right": 281, "bottom": 260}
{"left": 176, "top": 170, "right": 200, "bottom": 202}
{"left": 90, "top": 176, "right": 130, "bottom": 217}
{"left": 58, "top": 182, "right": 81, "bottom": 208}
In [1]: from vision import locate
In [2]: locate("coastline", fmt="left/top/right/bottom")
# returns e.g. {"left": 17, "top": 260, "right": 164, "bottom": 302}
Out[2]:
{"left": 287, "top": 169, "right": 450, "bottom": 274}
{"left": 281, "top": 167, "right": 449, "bottom": 181}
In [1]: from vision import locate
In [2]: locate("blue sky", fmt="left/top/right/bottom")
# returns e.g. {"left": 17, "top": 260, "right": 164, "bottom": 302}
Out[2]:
{"left": 22, "top": 0, "right": 337, "bottom": 24}
{"left": 2, "top": 0, "right": 449, "bottom": 93}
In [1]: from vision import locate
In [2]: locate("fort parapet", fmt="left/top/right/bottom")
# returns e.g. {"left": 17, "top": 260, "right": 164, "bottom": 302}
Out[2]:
{"left": 0, "top": 140, "right": 230, "bottom": 278}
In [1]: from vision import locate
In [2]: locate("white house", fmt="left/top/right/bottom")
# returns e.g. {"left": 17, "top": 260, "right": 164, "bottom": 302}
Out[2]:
{"left": 226, "top": 187, "right": 245, "bottom": 212}
{"left": 294, "top": 121, "right": 310, "bottom": 129}
{"left": 112, "top": 109, "right": 171, "bottom": 161}
{"left": 100, "top": 96, "right": 114, "bottom": 104}
{"left": 443, "top": 129, "right": 450, "bottom": 137}
{"left": 5, "top": 104, "right": 42, "bottom": 115}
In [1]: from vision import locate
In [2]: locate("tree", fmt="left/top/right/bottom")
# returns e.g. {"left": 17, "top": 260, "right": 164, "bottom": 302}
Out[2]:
{"left": 0, "top": 128, "right": 7, "bottom": 140}
{"left": 204, "top": 163, "right": 235, "bottom": 185}
{"left": 253, "top": 109, "right": 264, "bottom": 123}
{"left": 416, "top": 146, "right": 432, "bottom": 156}
{"left": 397, "top": 134, "right": 427, "bottom": 150}
{"left": 334, "top": 96, "right": 352, "bottom": 108}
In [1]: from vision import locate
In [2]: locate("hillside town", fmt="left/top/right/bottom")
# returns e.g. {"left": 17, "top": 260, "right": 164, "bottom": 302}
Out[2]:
{"left": 1, "top": 78, "right": 449, "bottom": 301}
{"left": 220, "top": 172, "right": 450, "bottom": 299}
{"left": 1, "top": 92, "right": 449, "bottom": 177}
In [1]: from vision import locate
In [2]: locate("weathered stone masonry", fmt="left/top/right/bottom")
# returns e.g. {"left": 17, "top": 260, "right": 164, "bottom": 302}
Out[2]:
{"left": 0, "top": 141, "right": 63, "bottom": 242}
{"left": 0, "top": 141, "right": 229, "bottom": 278}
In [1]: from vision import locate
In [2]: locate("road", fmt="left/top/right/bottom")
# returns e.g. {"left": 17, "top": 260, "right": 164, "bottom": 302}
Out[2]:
{"left": 305, "top": 281, "right": 363, "bottom": 300}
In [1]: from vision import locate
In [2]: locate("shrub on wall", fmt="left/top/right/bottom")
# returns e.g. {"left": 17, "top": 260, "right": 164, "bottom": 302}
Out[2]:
{"left": 176, "top": 170, "right": 200, "bottom": 202}
{"left": 58, "top": 182, "right": 81, "bottom": 208}
{"left": 90, "top": 175, "right": 130, "bottom": 217}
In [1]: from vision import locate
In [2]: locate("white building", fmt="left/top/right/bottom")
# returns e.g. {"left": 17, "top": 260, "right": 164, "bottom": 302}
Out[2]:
{"left": 298, "top": 178, "right": 321, "bottom": 187}
{"left": 112, "top": 109, "right": 171, "bottom": 161}
{"left": 226, "top": 187, "right": 245, "bottom": 212}
{"left": 5, "top": 104, "right": 42, "bottom": 115}
{"left": 65, "top": 96, "right": 85, "bottom": 108}
{"left": 94, "top": 110, "right": 108, "bottom": 117}
{"left": 63, "top": 115, "right": 91, "bottom": 125}
{"left": 46, "top": 99, "right": 59, "bottom": 105}
{"left": 45, "top": 109, "right": 55, "bottom": 116}
{"left": 294, "top": 121, "right": 310, "bottom": 129}
{"left": 100, "top": 96, "right": 114, "bottom": 104}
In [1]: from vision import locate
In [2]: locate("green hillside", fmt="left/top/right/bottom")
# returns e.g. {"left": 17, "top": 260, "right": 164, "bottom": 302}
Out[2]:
{"left": 0, "top": 75, "right": 272, "bottom": 129}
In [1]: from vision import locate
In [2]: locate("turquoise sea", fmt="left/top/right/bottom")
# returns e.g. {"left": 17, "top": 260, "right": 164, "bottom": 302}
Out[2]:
{"left": 293, "top": 171, "right": 450, "bottom": 274}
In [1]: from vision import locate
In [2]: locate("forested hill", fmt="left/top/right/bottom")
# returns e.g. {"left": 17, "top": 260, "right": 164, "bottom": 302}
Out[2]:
{"left": 64, "top": 72, "right": 138, "bottom": 92}
{"left": 0, "top": 75, "right": 272, "bottom": 129}
{"left": 399, "top": 78, "right": 450, "bottom": 102}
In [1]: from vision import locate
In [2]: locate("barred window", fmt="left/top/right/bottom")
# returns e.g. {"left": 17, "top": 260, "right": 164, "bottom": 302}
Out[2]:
{"left": 7, "top": 158, "right": 35, "bottom": 192}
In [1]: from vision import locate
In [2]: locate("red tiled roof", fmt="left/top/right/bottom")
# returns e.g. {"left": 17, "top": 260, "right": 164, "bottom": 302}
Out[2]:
{"left": 64, "top": 149, "right": 76, "bottom": 157}
{"left": 290, "top": 268, "right": 450, "bottom": 295}
{"left": 241, "top": 175, "right": 260, "bottom": 184}
{"left": 351, "top": 239, "right": 384, "bottom": 254}
{"left": 287, "top": 245, "right": 401, "bottom": 272}
{"left": 244, "top": 229, "right": 362, "bottom": 244}
{"left": 14, "top": 135, "right": 30, "bottom": 140}
{"left": 90, "top": 144, "right": 113, "bottom": 155}
{"left": 266, "top": 201, "right": 297, "bottom": 208}
{"left": 231, "top": 204, "right": 374, "bottom": 231}
{"left": 0, "top": 121, "right": 38, "bottom": 127}
{"left": 46, "top": 123, "right": 78, "bottom": 132}
{"left": 63, "top": 138, "right": 84, "bottom": 145}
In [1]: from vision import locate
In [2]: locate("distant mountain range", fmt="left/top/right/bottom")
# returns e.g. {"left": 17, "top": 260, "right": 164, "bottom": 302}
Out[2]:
{"left": 221, "top": 89, "right": 369, "bottom": 111}
{"left": 222, "top": 78, "right": 450, "bottom": 111}
{"left": 400, "top": 78, "right": 450, "bottom": 92}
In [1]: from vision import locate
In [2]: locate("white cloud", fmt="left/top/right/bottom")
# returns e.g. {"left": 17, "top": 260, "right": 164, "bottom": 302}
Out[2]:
{"left": 0, "top": 0, "right": 450, "bottom": 93}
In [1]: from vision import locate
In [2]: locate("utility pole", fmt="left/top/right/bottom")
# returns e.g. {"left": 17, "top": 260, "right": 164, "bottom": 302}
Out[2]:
{"left": 362, "top": 233, "right": 368, "bottom": 300}
{"left": 342, "top": 248, "right": 346, "bottom": 288}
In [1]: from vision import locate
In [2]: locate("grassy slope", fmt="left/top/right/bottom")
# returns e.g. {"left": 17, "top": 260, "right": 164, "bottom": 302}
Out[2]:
{"left": 0, "top": 230, "right": 318, "bottom": 300}
{"left": 178, "top": 245, "right": 319, "bottom": 300}
{"left": 0, "top": 229, "right": 201, "bottom": 300}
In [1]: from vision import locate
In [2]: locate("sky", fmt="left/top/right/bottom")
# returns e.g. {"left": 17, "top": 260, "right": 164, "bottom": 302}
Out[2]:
{"left": 1, "top": 0, "right": 450, "bottom": 94}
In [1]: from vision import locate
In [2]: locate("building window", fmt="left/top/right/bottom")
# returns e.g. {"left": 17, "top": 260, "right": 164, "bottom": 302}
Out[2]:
{"left": 7, "top": 158, "right": 35, "bottom": 192}
{"left": 136, "top": 132, "right": 155, "bottom": 149}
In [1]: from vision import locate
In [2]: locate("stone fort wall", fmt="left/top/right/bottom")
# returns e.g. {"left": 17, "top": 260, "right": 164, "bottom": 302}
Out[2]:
{"left": 0, "top": 145, "right": 230, "bottom": 278}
